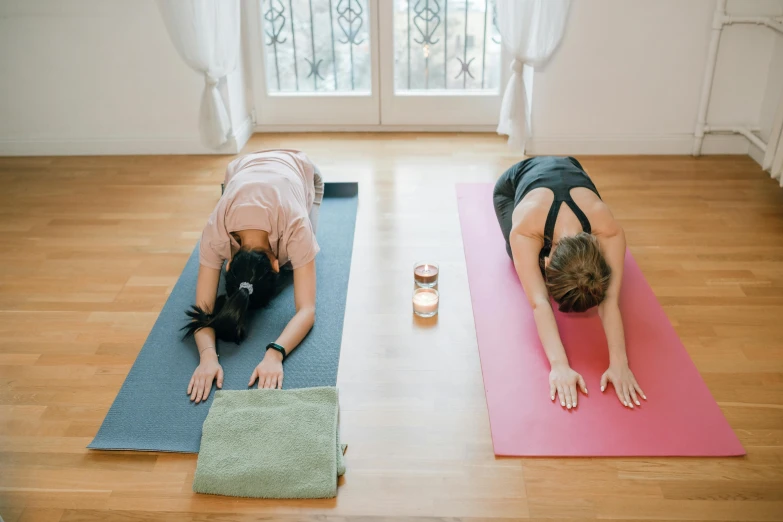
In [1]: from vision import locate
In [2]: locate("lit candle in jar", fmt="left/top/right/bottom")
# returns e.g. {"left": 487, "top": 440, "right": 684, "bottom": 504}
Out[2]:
{"left": 413, "top": 262, "right": 439, "bottom": 288}
{"left": 413, "top": 288, "right": 439, "bottom": 317}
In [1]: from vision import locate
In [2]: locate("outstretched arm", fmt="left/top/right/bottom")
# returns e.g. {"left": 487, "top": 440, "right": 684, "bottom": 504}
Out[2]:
{"left": 249, "top": 259, "right": 316, "bottom": 389}
{"left": 187, "top": 264, "right": 223, "bottom": 403}
{"left": 511, "top": 233, "right": 587, "bottom": 410}
{"left": 597, "top": 226, "right": 646, "bottom": 408}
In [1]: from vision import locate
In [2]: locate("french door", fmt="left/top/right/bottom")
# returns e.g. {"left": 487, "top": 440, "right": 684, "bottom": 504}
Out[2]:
{"left": 248, "top": 0, "right": 505, "bottom": 127}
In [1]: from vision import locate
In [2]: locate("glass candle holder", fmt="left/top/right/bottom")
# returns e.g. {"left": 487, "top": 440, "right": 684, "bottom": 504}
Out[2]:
{"left": 412, "top": 287, "right": 439, "bottom": 318}
{"left": 413, "top": 262, "right": 439, "bottom": 288}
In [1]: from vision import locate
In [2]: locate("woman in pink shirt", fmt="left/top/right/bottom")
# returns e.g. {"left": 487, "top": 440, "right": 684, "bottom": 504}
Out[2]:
{"left": 182, "top": 150, "right": 324, "bottom": 403}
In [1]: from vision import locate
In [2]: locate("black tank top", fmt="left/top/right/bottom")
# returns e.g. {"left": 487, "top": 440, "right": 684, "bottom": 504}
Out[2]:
{"left": 509, "top": 156, "right": 601, "bottom": 270}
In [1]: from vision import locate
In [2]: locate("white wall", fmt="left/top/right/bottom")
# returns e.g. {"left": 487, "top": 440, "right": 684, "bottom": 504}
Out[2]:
{"left": 0, "top": 0, "right": 251, "bottom": 155}
{"left": 527, "top": 0, "right": 783, "bottom": 155}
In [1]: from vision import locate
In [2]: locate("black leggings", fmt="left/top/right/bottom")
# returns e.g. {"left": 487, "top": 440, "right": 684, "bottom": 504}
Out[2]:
{"left": 493, "top": 165, "right": 519, "bottom": 260}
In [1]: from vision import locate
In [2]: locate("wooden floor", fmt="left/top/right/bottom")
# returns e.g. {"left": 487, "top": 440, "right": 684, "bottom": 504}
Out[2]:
{"left": 1, "top": 134, "right": 782, "bottom": 522}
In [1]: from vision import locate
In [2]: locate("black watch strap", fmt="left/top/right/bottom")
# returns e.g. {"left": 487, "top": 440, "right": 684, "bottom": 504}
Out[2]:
{"left": 266, "top": 342, "right": 287, "bottom": 361}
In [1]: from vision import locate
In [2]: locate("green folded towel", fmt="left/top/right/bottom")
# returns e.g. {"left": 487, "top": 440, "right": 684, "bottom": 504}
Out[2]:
{"left": 193, "top": 386, "right": 345, "bottom": 499}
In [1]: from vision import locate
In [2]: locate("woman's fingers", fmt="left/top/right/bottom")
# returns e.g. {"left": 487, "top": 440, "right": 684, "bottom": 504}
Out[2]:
{"left": 550, "top": 382, "right": 556, "bottom": 401}
{"left": 195, "top": 379, "right": 205, "bottom": 403}
{"left": 614, "top": 384, "right": 626, "bottom": 407}
{"left": 634, "top": 382, "right": 647, "bottom": 400}
{"left": 629, "top": 386, "right": 640, "bottom": 407}
{"left": 187, "top": 375, "right": 195, "bottom": 396}
{"left": 248, "top": 368, "right": 258, "bottom": 387}
{"left": 600, "top": 372, "right": 609, "bottom": 392}
{"left": 217, "top": 367, "right": 224, "bottom": 389}
{"left": 199, "top": 379, "right": 209, "bottom": 403}
{"left": 569, "top": 383, "right": 578, "bottom": 408}
{"left": 623, "top": 384, "right": 633, "bottom": 408}
{"left": 193, "top": 379, "right": 202, "bottom": 402}
{"left": 578, "top": 375, "right": 588, "bottom": 395}
{"left": 250, "top": 373, "right": 286, "bottom": 389}
{"left": 557, "top": 386, "right": 566, "bottom": 407}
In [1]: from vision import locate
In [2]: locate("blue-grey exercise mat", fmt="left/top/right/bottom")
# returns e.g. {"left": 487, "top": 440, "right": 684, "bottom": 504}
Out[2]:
{"left": 88, "top": 185, "right": 358, "bottom": 453}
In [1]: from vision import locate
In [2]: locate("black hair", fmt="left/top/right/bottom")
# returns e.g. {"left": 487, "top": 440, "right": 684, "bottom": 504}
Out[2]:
{"left": 182, "top": 249, "right": 280, "bottom": 344}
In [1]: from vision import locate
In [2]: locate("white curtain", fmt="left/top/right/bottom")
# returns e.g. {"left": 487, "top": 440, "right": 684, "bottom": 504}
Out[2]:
{"left": 495, "top": 0, "right": 571, "bottom": 150}
{"left": 157, "top": 0, "right": 240, "bottom": 148}
{"left": 763, "top": 93, "right": 783, "bottom": 187}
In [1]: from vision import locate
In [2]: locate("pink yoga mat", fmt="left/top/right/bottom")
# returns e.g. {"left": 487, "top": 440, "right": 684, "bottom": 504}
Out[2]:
{"left": 457, "top": 184, "right": 744, "bottom": 457}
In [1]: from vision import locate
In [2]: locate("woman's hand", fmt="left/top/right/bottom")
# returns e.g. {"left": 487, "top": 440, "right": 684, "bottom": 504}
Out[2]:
{"left": 601, "top": 363, "right": 646, "bottom": 408}
{"left": 549, "top": 362, "right": 588, "bottom": 409}
{"left": 188, "top": 356, "right": 223, "bottom": 404}
{"left": 249, "top": 349, "right": 284, "bottom": 389}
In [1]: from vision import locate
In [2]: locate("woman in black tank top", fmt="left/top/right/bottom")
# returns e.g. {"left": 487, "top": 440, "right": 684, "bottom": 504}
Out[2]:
{"left": 493, "top": 156, "right": 646, "bottom": 413}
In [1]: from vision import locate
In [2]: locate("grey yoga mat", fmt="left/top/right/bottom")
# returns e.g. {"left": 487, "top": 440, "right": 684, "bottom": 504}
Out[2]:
{"left": 89, "top": 185, "right": 358, "bottom": 453}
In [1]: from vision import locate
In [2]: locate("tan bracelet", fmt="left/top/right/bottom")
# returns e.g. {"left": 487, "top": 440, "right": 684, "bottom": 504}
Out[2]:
{"left": 199, "top": 346, "right": 217, "bottom": 357}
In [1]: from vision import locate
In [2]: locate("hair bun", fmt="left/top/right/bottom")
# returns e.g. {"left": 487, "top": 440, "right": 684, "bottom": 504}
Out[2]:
{"left": 544, "top": 232, "right": 612, "bottom": 313}
{"left": 577, "top": 271, "right": 595, "bottom": 289}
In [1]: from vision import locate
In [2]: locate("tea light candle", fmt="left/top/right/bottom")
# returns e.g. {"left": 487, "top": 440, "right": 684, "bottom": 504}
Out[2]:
{"left": 412, "top": 288, "right": 439, "bottom": 317}
{"left": 413, "top": 262, "right": 439, "bottom": 288}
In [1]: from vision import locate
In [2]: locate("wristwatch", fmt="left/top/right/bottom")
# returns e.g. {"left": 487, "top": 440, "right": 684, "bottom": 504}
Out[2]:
{"left": 266, "top": 342, "right": 287, "bottom": 361}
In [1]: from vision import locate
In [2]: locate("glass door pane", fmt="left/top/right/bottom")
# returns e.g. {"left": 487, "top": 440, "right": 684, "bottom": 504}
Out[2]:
{"left": 251, "top": 0, "right": 380, "bottom": 125}
{"left": 380, "top": 0, "right": 505, "bottom": 126}
{"left": 394, "top": 0, "right": 502, "bottom": 92}
{"left": 262, "top": 0, "right": 372, "bottom": 93}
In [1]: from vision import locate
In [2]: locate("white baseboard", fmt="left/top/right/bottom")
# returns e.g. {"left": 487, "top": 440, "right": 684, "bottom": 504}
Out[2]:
{"left": 526, "top": 133, "right": 751, "bottom": 156}
{"left": 0, "top": 116, "right": 254, "bottom": 157}
{"left": 748, "top": 142, "right": 766, "bottom": 166}
{"left": 232, "top": 116, "right": 254, "bottom": 152}
{"left": 253, "top": 128, "right": 753, "bottom": 156}
{"left": 0, "top": 136, "right": 228, "bottom": 156}
{"left": 0, "top": 127, "right": 758, "bottom": 157}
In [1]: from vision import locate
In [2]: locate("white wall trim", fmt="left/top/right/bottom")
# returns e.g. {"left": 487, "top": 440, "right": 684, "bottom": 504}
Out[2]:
{"left": 0, "top": 117, "right": 253, "bottom": 157}
{"left": 232, "top": 115, "right": 254, "bottom": 152}
{"left": 0, "top": 137, "right": 220, "bottom": 156}
{"left": 0, "top": 129, "right": 757, "bottom": 157}
{"left": 526, "top": 133, "right": 752, "bottom": 156}
{"left": 748, "top": 142, "right": 766, "bottom": 166}
{"left": 251, "top": 127, "right": 754, "bottom": 156}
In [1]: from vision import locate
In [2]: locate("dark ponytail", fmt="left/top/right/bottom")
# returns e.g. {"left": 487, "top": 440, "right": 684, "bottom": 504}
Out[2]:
{"left": 183, "top": 249, "right": 280, "bottom": 344}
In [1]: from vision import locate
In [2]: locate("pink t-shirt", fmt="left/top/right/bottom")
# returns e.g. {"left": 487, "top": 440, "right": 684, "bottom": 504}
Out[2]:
{"left": 199, "top": 149, "right": 320, "bottom": 270}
